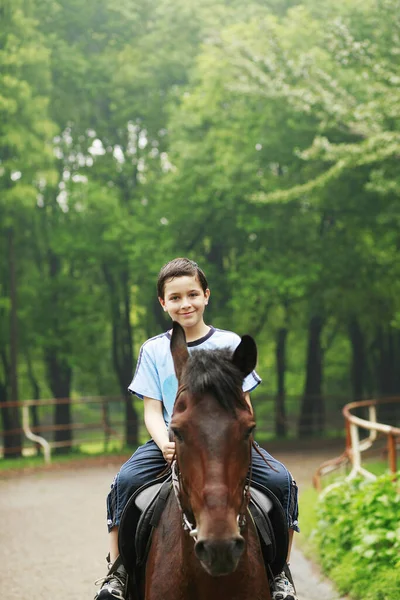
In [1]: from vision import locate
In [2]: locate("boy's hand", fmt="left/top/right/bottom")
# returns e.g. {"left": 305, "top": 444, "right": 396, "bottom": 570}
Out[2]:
{"left": 162, "top": 441, "right": 176, "bottom": 464}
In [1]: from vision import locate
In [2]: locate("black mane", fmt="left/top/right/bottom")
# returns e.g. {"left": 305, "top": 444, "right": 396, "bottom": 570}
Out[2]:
{"left": 181, "top": 348, "right": 249, "bottom": 413}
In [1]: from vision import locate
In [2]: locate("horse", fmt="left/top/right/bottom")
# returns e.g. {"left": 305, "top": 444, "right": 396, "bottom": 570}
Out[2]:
{"left": 139, "top": 321, "right": 271, "bottom": 600}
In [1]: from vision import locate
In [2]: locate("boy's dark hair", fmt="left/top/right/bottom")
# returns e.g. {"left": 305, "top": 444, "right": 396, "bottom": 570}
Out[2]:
{"left": 157, "top": 258, "right": 208, "bottom": 299}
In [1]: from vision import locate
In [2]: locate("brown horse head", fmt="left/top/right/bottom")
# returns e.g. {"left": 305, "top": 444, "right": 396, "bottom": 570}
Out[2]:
{"left": 170, "top": 322, "right": 257, "bottom": 577}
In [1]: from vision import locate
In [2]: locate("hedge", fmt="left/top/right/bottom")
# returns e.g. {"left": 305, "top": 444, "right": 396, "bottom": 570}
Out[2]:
{"left": 308, "top": 474, "right": 400, "bottom": 600}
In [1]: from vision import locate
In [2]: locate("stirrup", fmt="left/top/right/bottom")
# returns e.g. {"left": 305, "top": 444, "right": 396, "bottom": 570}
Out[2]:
{"left": 106, "top": 553, "right": 124, "bottom": 576}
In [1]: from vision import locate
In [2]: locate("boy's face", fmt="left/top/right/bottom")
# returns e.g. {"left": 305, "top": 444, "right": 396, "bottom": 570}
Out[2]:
{"left": 159, "top": 275, "right": 210, "bottom": 331}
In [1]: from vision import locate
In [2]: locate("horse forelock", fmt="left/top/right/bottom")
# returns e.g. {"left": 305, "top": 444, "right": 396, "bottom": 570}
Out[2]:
{"left": 181, "top": 348, "right": 248, "bottom": 414}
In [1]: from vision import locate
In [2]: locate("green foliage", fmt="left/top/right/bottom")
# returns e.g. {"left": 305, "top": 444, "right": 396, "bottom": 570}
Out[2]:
{"left": 0, "top": 0, "right": 55, "bottom": 206}
{"left": 0, "top": 0, "right": 56, "bottom": 404}
{"left": 311, "top": 475, "right": 400, "bottom": 599}
{"left": 1, "top": 0, "right": 400, "bottom": 448}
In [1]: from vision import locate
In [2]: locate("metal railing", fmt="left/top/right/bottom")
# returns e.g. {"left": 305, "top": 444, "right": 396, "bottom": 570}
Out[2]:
{"left": 314, "top": 397, "right": 400, "bottom": 490}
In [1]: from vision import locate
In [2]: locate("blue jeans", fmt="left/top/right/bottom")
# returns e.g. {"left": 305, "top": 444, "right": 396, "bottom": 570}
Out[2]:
{"left": 107, "top": 439, "right": 299, "bottom": 533}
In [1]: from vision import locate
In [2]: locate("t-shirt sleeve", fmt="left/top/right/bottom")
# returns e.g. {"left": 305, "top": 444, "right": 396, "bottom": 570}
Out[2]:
{"left": 128, "top": 343, "right": 162, "bottom": 401}
{"left": 230, "top": 333, "right": 262, "bottom": 393}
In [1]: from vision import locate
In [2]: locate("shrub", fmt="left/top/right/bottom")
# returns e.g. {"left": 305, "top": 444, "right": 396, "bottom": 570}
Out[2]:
{"left": 310, "top": 474, "right": 400, "bottom": 599}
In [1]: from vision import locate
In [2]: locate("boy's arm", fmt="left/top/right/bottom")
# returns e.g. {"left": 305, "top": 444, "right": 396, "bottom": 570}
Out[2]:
{"left": 144, "top": 396, "right": 175, "bottom": 463}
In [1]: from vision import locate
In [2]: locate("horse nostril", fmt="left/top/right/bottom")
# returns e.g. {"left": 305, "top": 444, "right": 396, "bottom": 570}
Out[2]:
{"left": 195, "top": 536, "right": 245, "bottom": 564}
{"left": 195, "top": 540, "right": 207, "bottom": 562}
{"left": 232, "top": 536, "right": 245, "bottom": 560}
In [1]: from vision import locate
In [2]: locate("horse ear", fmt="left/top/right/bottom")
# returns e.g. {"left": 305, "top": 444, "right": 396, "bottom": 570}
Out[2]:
{"left": 232, "top": 335, "right": 257, "bottom": 378}
{"left": 170, "top": 321, "right": 189, "bottom": 381}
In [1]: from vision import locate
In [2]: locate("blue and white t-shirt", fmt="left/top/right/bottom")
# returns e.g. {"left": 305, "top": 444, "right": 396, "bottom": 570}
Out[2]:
{"left": 128, "top": 326, "right": 261, "bottom": 426}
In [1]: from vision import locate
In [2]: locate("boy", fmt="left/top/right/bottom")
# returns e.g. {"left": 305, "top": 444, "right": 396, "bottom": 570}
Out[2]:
{"left": 95, "top": 257, "right": 299, "bottom": 600}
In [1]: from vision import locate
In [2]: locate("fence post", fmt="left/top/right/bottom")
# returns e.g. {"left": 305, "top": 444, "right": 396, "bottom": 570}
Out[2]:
{"left": 350, "top": 423, "right": 361, "bottom": 473}
{"left": 387, "top": 433, "right": 397, "bottom": 478}
{"left": 102, "top": 399, "right": 110, "bottom": 452}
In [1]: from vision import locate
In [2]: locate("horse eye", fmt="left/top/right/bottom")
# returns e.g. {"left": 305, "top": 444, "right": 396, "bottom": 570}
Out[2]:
{"left": 172, "top": 428, "right": 184, "bottom": 443}
{"left": 245, "top": 426, "right": 256, "bottom": 440}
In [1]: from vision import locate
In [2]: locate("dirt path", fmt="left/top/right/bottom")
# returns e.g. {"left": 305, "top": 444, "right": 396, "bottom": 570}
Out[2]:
{"left": 1, "top": 445, "right": 346, "bottom": 600}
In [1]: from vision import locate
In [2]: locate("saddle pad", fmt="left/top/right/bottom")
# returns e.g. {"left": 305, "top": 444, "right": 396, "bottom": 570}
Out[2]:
{"left": 135, "top": 478, "right": 172, "bottom": 563}
{"left": 250, "top": 486, "right": 274, "bottom": 514}
{"left": 135, "top": 481, "right": 165, "bottom": 512}
{"left": 119, "top": 474, "right": 171, "bottom": 570}
{"left": 250, "top": 481, "right": 289, "bottom": 576}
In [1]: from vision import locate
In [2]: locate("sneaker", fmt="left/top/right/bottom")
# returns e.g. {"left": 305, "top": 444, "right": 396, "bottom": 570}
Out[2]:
{"left": 271, "top": 570, "right": 298, "bottom": 600}
{"left": 94, "top": 563, "right": 127, "bottom": 600}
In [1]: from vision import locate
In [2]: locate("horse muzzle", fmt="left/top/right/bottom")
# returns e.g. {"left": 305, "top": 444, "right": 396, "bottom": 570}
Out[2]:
{"left": 194, "top": 536, "right": 245, "bottom": 576}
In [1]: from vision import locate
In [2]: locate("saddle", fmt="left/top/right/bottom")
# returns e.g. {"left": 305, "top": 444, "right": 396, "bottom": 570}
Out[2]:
{"left": 118, "top": 476, "right": 289, "bottom": 598}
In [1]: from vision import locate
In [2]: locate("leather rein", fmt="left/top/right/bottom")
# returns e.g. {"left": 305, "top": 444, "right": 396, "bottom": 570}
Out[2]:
{"left": 170, "top": 384, "right": 253, "bottom": 543}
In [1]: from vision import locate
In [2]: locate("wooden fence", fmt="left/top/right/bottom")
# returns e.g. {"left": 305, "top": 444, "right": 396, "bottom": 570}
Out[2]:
{"left": 0, "top": 393, "right": 350, "bottom": 461}
{"left": 313, "top": 396, "right": 400, "bottom": 490}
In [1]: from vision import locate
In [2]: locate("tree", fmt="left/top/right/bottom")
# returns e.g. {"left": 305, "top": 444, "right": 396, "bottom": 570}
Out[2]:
{"left": 0, "top": 0, "right": 55, "bottom": 456}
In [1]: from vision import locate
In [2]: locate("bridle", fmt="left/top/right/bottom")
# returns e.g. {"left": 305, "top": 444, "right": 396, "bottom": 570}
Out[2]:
{"left": 170, "top": 385, "right": 253, "bottom": 544}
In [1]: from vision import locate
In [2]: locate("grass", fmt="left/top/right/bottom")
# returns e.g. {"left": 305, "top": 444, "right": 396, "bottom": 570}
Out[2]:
{"left": 320, "top": 458, "right": 392, "bottom": 488}
{"left": 362, "top": 460, "right": 391, "bottom": 476}
{"left": 0, "top": 441, "right": 134, "bottom": 472}
{"left": 296, "top": 486, "right": 319, "bottom": 557}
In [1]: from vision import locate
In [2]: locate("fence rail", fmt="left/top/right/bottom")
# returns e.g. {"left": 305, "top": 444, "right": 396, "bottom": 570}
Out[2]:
{"left": 314, "top": 397, "right": 400, "bottom": 490}
{"left": 1, "top": 393, "right": 349, "bottom": 461}
{"left": 0, "top": 396, "right": 127, "bottom": 462}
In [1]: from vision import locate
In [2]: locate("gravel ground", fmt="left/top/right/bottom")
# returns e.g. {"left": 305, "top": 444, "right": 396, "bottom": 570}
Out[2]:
{"left": 1, "top": 445, "right": 346, "bottom": 600}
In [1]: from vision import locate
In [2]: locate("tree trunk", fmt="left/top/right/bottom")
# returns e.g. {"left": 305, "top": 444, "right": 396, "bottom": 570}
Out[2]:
{"left": 25, "top": 350, "right": 41, "bottom": 454}
{"left": 394, "top": 330, "right": 400, "bottom": 396}
{"left": 206, "top": 241, "right": 227, "bottom": 319}
{"left": 0, "top": 377, "right": 22, "bottom": 458}
{"left": 373, "top": 327, "right": 400, "bottom": 424}
{"left": 275, "top": 327, "right": 288, "bottom": 437}
{"left": 45, "top": 349, "right": 72, "bottom": 454}
{"left": 151, "top": 296, "right": 169, "bottom": 336}
{"left": 4, "top": 228, "right": 22, "bottom": 458}
{"left": 298, "top": 315, "right": 324, "bottom": 437}
{"left": 42, "top": 248, "right": 73, "bottom": 454}
{"left": 348, "top": 316, "right": 368, "bottom": 426}
{"left": 103, "top": 264, "right": 138, "bottom": 447}
{"left": 348, "top": 317, "right": 365, "bottom": 401}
